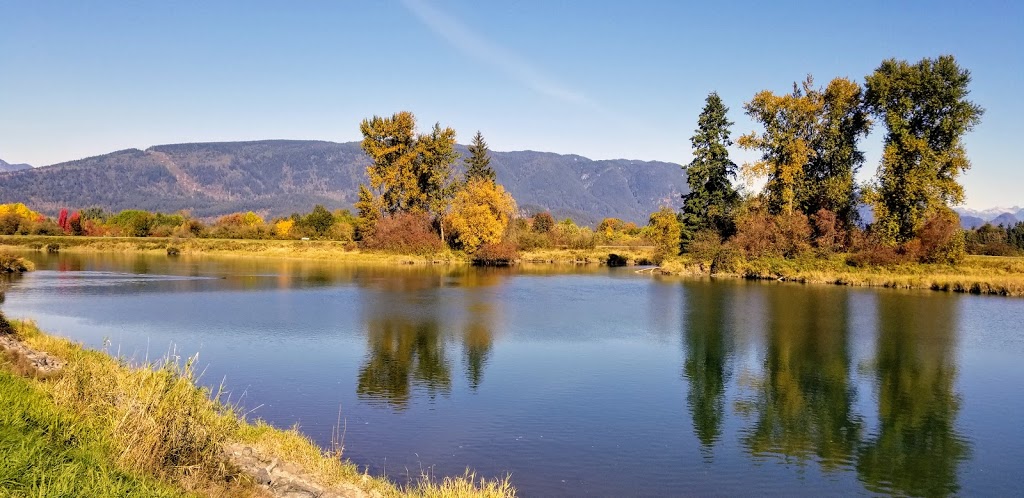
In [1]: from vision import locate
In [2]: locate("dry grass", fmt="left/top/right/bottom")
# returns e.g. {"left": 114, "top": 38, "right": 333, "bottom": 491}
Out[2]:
{"left": 0, "top": 250, "right": 34, "bottom": 272}
{"left": 2, "top": 319, "right": 515, "bottom": 498}
{"left": 659, "top": 253, "right": 1024, "bottom": 296}
{"left": 519, "top": 247, "right": 656, "bottom": 265}
{"left": 0, "top": 235, "right": 462, "bottom": 265}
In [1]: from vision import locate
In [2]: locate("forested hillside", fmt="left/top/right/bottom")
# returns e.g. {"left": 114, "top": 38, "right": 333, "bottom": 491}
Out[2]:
{"left": 0, "top": 140, "right": 686, "bottom": 225}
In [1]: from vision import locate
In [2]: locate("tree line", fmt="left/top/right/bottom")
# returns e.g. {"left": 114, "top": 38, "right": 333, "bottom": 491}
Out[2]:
{"left": 677, "top": 54, "right": 992, "bottom": 267}
{"left": 2, "top": 56, "right": 1015, "bottom": 266}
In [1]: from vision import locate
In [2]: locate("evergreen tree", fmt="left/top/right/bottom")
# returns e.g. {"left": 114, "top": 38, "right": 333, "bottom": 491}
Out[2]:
{"left": 464, "top": 131, "right": 496, "bottom": 183}
{"left": 682, "top": 92, "right": 739, "bottom": 240}
{"left": 864, "top": 55, "right": 983, "bottom": 243}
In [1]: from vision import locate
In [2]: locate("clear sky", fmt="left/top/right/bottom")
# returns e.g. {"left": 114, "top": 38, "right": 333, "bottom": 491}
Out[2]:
{"left": 1, "top": 1, "right": 1021, "bottom": 208}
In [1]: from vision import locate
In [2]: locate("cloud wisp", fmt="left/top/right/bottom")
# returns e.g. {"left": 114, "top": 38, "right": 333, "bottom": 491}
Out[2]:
{"left": 400, "top": 0, "right": 595, "bottom": 109}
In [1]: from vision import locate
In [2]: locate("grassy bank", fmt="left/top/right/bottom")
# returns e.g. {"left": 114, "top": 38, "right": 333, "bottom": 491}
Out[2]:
{"left": 0, "top": 317, "right": 515, "bottom": 498}
{"left": 659, "top": 253, "right": 1024, "bottom": 296}
{"left": 0, "top": 235, "right": 656, "bottom": 267}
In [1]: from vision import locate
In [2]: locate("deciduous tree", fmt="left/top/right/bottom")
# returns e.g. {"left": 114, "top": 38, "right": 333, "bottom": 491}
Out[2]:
{"left": 445, "top": 179, "right": 517, "bottom": 252}
{"left": 359, "top": 112, "right": 420, "bottom": 216}
{"left": 864, "top": 55, "right": 983, "bottom": 243}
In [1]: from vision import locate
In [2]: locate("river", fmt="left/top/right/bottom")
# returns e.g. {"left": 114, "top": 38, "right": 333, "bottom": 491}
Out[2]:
{"left": 2, "top": 251, "right": 1022, "bottom": 496}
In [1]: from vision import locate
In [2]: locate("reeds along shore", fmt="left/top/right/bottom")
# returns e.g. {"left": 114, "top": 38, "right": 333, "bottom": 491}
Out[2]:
{"left": 0, "top": 316, "right": 516, "bottom": 498}
{"left": 3, "top": 234, "right": 1024, "bottom": 297}
{"left": 658, "top": 253, "right": 1024, "bottom": 296}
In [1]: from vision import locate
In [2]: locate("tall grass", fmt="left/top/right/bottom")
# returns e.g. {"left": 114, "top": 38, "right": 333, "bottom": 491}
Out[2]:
{"left": 0, "top": 367, "right": 187, "bottom": 497}
{"left": 0, "top": 250, "right": 33, "bottom": 272}
{"left": 659, "top": 253, "right": 1024, "bottom": 296}
{"left": 3, "top": 319, "right": 515, "bottom": 497}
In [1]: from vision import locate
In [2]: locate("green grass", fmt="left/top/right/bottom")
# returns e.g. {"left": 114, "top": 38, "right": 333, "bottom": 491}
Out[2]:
{"left": 0, "top": 367, "right": 188, "bottom": 498}
{"left": 1, "top": 319, "right": 515, "bottom": 497}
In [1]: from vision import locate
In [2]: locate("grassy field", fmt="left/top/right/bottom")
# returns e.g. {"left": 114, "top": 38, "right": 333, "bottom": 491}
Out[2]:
{"left": 0, "top": 235, "right": 656, "bottom": 267}
{"left": 0, "top": 317, "right": 515, "bottom": 498}
{"left": 659, "top": 253, "right": 1024, "bottom": 296}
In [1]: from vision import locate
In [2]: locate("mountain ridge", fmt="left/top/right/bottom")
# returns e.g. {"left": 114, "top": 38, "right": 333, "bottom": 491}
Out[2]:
{"left": 955, "top": 206, "right": 1024, "bottom": 229}
{"left": 0, "top": 140, "right": 687, "bottom": 226}
{"left": 0, "top": 159, "right": 32, "bottom": 173}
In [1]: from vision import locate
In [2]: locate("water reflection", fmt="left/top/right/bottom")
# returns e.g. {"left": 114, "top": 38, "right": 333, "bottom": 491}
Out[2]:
{"left": 682, "top": 283, "right": 733, "bottom": 456}
{"left": 1, "top": 251, "right": 1004, "bottom": 495}
{"left": 857, "top": 294, "right": 968, "bottom": 496}
{"left": 356, "top": 268, "right": 503, "bottom": 407}
{"left": 737, "top": 286, "right": 862, "bottom": 469}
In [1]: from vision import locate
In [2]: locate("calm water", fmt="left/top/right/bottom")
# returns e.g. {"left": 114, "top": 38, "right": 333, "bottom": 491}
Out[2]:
{"left": 2, "top": 252, "right": 1023, "bottom": 496}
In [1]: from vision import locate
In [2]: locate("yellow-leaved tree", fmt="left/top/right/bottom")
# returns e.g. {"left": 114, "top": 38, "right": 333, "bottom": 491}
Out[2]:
{"left": 273, "top": 219, "right": 295, "bottom": 238}
{"left": 445, "top": 179, "right": 517, "bottom": 252}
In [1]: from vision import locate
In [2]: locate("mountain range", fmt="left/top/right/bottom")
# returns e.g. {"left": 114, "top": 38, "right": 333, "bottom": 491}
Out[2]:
{"left": 954, "top": 206, "right": 1024, "bottom": 229}
{"left": 0, "top": 140, "right": 687, "bottom": 226}
{"left": 0, "top": 159, "right": 32, "bottom": 173}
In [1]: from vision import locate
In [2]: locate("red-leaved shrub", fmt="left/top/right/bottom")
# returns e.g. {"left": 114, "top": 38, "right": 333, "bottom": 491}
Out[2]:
{"left": 363, "top": 212, "right": 444, "bottom": 255}
{"left": 471, "top": 241, "right": 519, "bottom": 266}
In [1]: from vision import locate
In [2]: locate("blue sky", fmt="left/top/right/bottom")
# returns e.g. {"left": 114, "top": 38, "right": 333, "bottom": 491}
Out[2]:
{"left": 1, "top": 1, "right": 1021, "bottom": 208}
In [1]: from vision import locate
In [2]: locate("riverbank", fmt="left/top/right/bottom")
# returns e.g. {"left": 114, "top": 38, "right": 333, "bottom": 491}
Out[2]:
{"left": 658, "top": 253, "right": 1024, "bottom": 296}
{"left": 5, "top": 234, "right": 1023, "bottom": 296}
{"left": 0, "top": 235, "right": 654, "bottom": 267}
{"left": 0, "top": 316, "right": 515, "bottom": 498}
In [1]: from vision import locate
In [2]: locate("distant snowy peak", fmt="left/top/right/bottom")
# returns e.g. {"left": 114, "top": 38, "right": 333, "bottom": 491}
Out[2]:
{"left": 955, "top": 206, "right": 1024, "bottom": 228}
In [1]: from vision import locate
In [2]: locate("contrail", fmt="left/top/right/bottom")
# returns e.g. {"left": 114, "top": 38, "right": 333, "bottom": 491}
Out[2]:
{"left": 400, "top": 0, "right": 595, "bottom": 109}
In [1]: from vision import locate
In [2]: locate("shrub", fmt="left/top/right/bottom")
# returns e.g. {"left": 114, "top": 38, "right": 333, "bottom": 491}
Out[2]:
{"left": 847, "top": 245, "right": 902, "bottom": 267}
{"left": 471, "top": 242, "right": 519, "bottom": 266}
{"left": 711, "top": 244, "right": 745, "bottom": 274}
{"left": 108, "top": 210, "right": 155, "bottom": 237}
{"left": 363, "top": 212, "right": 444, "bottom": 255}
{"left": 328, "top": 221, "right": 355, "bottom": 242}
{"left": 0, "top": 252, "right": 34, "bottom": 273}
{"left": 552, "top": 224, "right": 596, "bottom": 250}
{"left": 511, "top": 230, "right": 552, "bottom": 251}
{"left": 532, "top": 212, "right": 554, "bottom": 233}
{"left": 31, "top": 220, "right": 64, "bottom": 236}
{"left": 732, "top": 207, "right": 811, "bottom": 259}
{"left": 647, "top": 207, "right": 682, "bottom": 263}
{"left": 686, "top": 229, "right": 724, "bottom": 265}
{"left": 917, "top": 209, "right": 965, "bottom": 264}
{"left": 606, "top": 253, "right": 628, "bottom": 267}
{"left": 811, "top": 209, "right": 845, "bottom": 252}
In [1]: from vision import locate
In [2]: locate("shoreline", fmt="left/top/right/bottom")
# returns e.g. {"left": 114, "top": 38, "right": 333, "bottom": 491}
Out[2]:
{"left": 0, "top": 234, "right": 655, "bottom": 267}
{"left": 3, "top": 234, "right": 1024, "bottom": 297}
{"left": 0, "top": 316, "right": 514, "bottom": 498}
{"left": 657, "top": 253, "right": 1024, "bottom": 297}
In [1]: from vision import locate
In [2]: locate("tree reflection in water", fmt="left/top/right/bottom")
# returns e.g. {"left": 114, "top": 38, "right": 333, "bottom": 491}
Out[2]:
{"left": 355, "top": 268, "right": 501, "bottom": 408}
{"left": 737, "top": 286, "right": 862, "bottom": 469}
{"left": 857, "top": 293, "right": 968, "bottom": 496}
{"left": 682, "top": 283, "right": 733, "bottom": 457}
